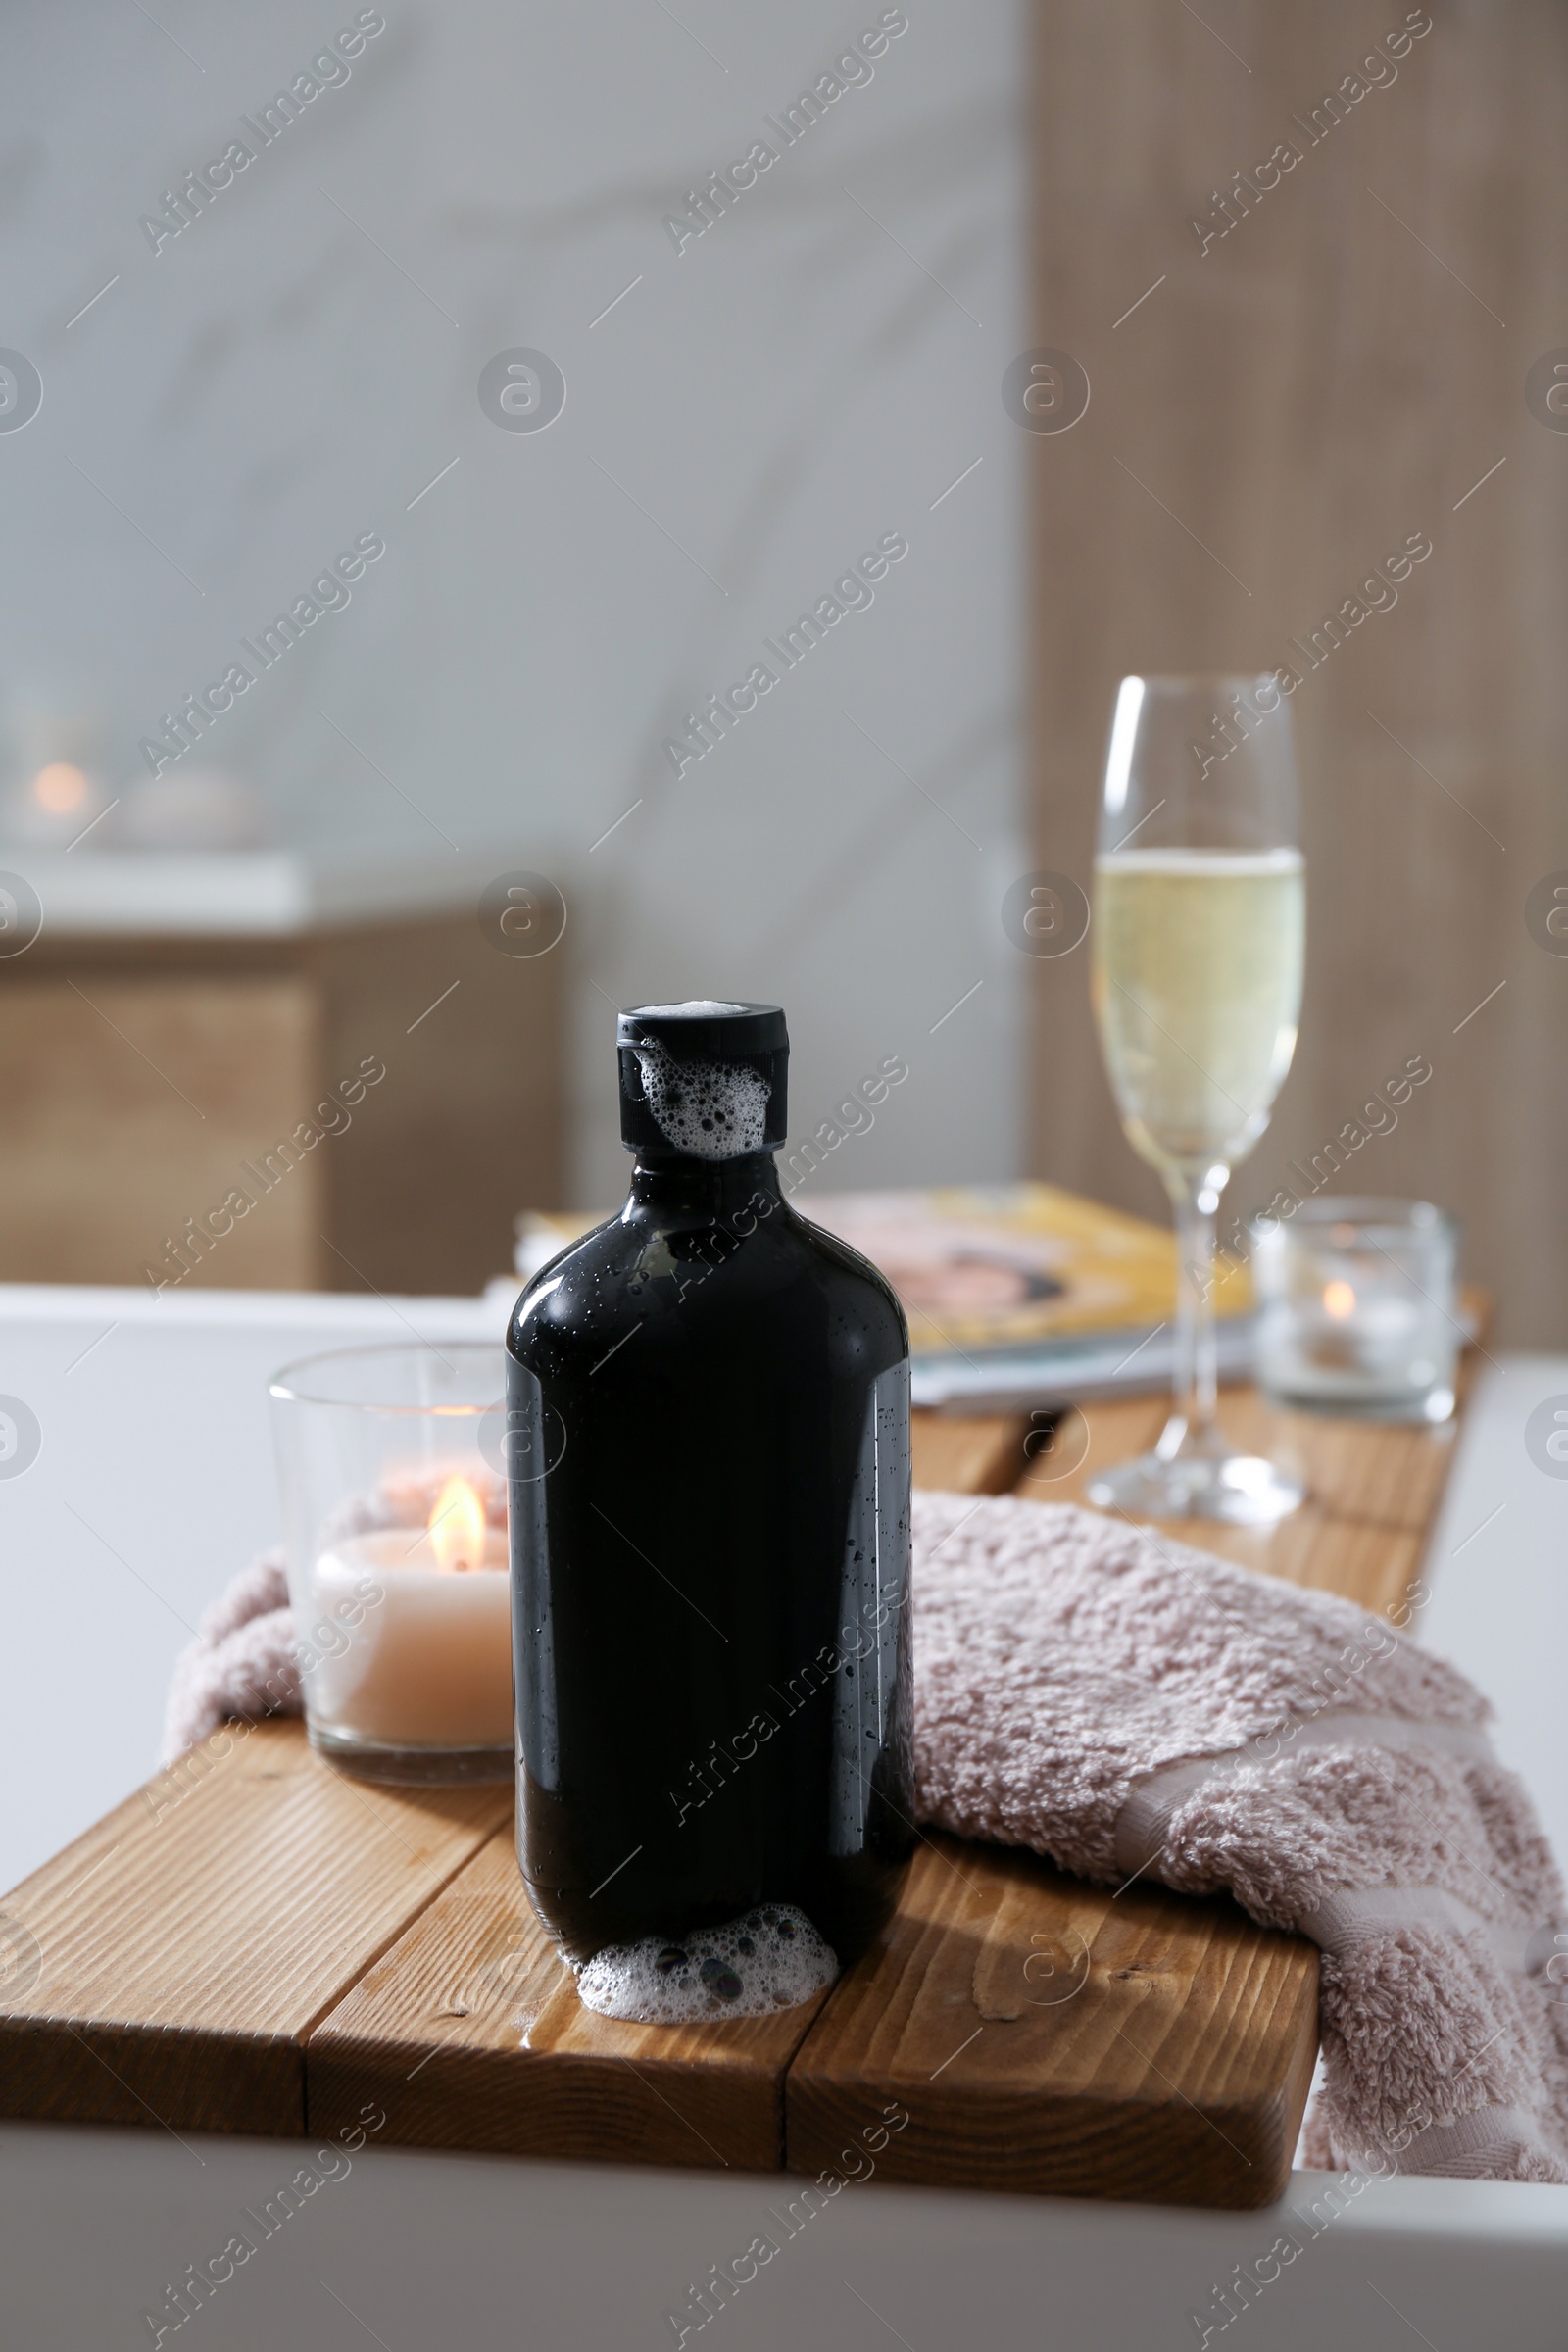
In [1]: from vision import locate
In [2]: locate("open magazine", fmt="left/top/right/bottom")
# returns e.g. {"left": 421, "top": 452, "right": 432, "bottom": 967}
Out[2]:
{"left": 514, "top": 1181, "right": 1252, "bottom": 1411}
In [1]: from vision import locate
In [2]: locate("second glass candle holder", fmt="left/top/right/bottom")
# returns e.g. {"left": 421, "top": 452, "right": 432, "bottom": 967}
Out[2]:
{"left": 1252, "top": 1199, "right": 1460, "bottom": 1423}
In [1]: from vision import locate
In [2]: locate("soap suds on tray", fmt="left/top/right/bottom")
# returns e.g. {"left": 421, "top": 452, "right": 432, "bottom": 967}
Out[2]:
{"left": 575, "top": 1903, "right": 837, "bottom": 2023}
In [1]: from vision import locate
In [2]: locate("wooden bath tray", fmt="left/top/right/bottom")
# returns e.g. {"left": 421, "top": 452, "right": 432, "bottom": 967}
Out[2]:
{"left": 0, "top": 1368, "right": 1474, "bottom": 2209}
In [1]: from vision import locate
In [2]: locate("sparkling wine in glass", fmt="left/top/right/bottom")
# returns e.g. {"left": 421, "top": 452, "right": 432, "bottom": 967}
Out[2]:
{"left": 1087, "top": 674, "right": 1305, "bottom": 1525}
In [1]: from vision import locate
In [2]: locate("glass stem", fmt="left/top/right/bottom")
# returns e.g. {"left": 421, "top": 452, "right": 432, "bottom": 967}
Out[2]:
{"left": 1164, "top": 1177, "right": 1219, "bottom": 1456}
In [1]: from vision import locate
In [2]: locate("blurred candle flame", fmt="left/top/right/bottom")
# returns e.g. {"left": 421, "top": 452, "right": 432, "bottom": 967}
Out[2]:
{"left": 428, "top": 1474, "right": 486, "bottom": 1572}
{"left": 1323, "top": 1279, "right": 1357, "bottom": 1321}
{"left": 32, "top": 762, "right": 89, "bottom": 814}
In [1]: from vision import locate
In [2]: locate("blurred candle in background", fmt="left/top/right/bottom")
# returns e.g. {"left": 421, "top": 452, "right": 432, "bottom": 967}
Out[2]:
{"left": 0, "top": 705, "right": 110, "bottom": 847}
{"left": 1253, "top": 1199, "right": 1460, "bottom": 1423}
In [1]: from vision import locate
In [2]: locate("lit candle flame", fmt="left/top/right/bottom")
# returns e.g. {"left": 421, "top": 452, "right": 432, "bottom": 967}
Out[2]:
{"left": 1323, "top": 1279, "right": 1356, "bottom": 1321}
{"left": 428, "top": 1474, "right": 487, "bottom": 1573}
{"left": 32, "top": 762, "right": 89, "bottom": 814}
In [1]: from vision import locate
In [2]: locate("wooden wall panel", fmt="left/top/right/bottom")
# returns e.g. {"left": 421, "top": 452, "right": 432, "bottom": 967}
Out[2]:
{"left": 0, "top": 912, "right": 564, "bottom": 1298}
{"left": 315, "top": 920, "right": 564, "bottom": 1298}
{"left": 0, "top": 976, "right": 320, "bottom": 1289}
{"left": 0, "top": 919, "right": 564, "bottom": 1297}
{"left": 1025, "top": 0, "right": 1568, "bottom": 1344}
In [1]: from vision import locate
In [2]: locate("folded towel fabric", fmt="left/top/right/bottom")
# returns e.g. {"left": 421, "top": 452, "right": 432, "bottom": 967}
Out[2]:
{"left": 161, "top": 1547, "right": 298, "bottom": 1764}
{"left": 913, "top": 1491, "right": 1568, "bottom": 2184}
{"left": 163, "top": 1488, "right": 1568, "bottom": 2181}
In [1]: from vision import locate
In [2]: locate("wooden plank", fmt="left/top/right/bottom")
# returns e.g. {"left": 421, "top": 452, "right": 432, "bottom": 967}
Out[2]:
{"left": 1016, "top": 1394, "right": 1165, "bottom": 1511}
{"left": 786, "top": 1836, "right": 1318, "bottom": 2210}
{"left": 1028, "top": 1362, "right": 1477, "bottom": 1618}
{"left": 308, "top": 1829, "right": 830, "bottom": 2171}
{"left": 910, "top": 1410, "right": 1033, "bottom": 1495}
{"left": 1195, "top": 1387, "right": 1464, "bottom": 1543}
{"left": 0, "top": 1720, "right": 508, "bottom": 2135}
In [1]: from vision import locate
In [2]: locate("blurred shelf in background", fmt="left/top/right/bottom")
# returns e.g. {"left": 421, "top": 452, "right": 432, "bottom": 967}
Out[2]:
{"left": 0, "top": 852, "right": 562, "bottom": 1298}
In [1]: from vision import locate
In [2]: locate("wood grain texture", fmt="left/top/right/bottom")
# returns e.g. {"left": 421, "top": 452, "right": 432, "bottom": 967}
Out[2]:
{"left": 786, "top": 1836, "right": 1318, "bottom": 2209}
{"left": 1022, "top": 0, "right": 1567, "bottom": 1347}
{"left": 0, "top": 974, "right": 321, "bottom": 1288}
{"left": 310, "top": 920, "right": 563, "bottom": 1298}
{"left": 910, "top": 1411, "right": 1033, "bottom": 1495}
{"left": 0, "top": 918, "right": 563, "bottom": 1296}
{"left": 308, "top": 1829, "right": 830, "bottom": 2171}
{"left": 1027, "top": 1359, "right": 1477, "bottom": 1620}
{"left": 0, "top": 1719, "right": 508, "bottom": 2134}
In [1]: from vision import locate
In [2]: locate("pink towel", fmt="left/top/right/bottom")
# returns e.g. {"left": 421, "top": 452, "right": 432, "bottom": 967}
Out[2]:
{"left": 164, "top": 1488, "right": 1568, "bottom": 2182}
{"left": 161, "top": 1547, "right": 298, "bottom": 1763}
{"left": 914, "top": 1491, "right": 1568, "bottom": 2184}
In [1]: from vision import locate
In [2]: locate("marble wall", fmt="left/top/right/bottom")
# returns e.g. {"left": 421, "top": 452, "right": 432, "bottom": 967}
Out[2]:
{"left": 0, "top": 0, "right": 1025, "bottom": 1207}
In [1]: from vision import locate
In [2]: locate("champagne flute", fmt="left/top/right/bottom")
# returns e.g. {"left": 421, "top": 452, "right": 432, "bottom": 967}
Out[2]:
{"left": 1087, "top": 674, "right": 1305, "bottom": 1524}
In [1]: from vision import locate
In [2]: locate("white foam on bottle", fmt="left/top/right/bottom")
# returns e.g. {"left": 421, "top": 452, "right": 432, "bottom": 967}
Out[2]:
{"left": 575, "top": 1903, "right": 837, "bottom": 2023}
{"left": 634, "top": 999, "right": 749, "bottom": 1017}
{"left": 634, "top": 1042, "right": 771, "bottom": 1160}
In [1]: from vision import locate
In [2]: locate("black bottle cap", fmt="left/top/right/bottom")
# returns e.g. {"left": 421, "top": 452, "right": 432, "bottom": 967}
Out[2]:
{"left": 617, "top": 1000, "right": 789, "bottom": 1158}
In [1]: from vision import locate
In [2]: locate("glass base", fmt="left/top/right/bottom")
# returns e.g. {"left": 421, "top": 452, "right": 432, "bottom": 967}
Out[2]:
{"left": 308, "top": 1724, "right": 514, "bottom": 1786}
{"left": 1261, "top": 1384, "right": 1455, "bottom": 1427}
{"left": 1087, "top": 1445, "right": 1304, "bottom": 1527}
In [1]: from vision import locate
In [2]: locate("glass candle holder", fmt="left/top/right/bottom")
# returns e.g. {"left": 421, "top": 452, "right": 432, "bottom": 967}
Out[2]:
{"left": 269, "top": 1343, "right": 513, "bottom": 1784}
{"left": 1252, "top": 1199, "right": 1459, "bottom": 1423}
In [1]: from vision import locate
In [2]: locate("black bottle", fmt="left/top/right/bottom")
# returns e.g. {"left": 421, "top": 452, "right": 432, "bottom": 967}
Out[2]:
{"left": 507, "top": 1000, "right": 914, "bottom": 1966}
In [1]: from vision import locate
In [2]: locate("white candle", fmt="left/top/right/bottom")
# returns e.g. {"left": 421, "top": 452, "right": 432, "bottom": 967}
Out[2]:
{"left": 306, "top": 1475, "right": 512, "bottom": 1748}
